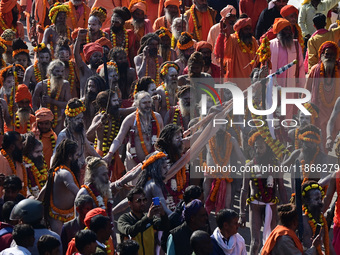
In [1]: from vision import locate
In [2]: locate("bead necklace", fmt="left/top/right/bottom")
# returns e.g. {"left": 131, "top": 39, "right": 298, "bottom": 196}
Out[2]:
{"left": 162, "top": 83, "right": 170, "bottom": 111}
{"left": 111, "top": 28, "right": 129, "bottom": 53}
{"left": 68, "top": 60, "right": 75, "bottom": 94}
{"left": 34, "top": 60, "right": 42, "bottom": 83}
{"left": 47, "top": 79, "right": 61, "bottom": 128}
{"left": 15, "top": 113, "right": 31, "bottom": 132}
{"left": 319, "top": 62, "right": 339, "bottom": 108}
{"left": 145, "top": 57, "right": 160, "bottom": 85}
{"left": 23, "top": 156, "right": 48, "bottom": 190}
{"left": 235, "top": 32, "right": 254, "bottom": 54}
{"left": 190, "top": 5, "right": 200, "bottom": 41}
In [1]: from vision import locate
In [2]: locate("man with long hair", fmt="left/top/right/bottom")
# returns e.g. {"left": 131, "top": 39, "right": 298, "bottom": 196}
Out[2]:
{"left": 40, "top": 138, "right": 80, "bottom": 235}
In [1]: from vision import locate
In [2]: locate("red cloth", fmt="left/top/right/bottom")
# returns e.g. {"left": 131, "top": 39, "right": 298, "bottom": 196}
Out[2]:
{"left": 83, "top": 42, "right": 103, "bottom": 63}
{"left": 280, "top": 5, "right": 298, "bottom": 18}
{"left": 220, "top": 5, "right": 236, "bottom": 18}
{"left": 239, "top": 0, "right": 267, "bottom": 32}
{"left": 95, "top": 37, "right": 112, "bottom": 50}
{"left": 84, "top": 208, "right": 107, "bottom": 228}
{"left": 0, "top": 0, "right": 20, "bottom": 34}
{"left": 318, "top": 41, "right": 339, "bottom": 58}
{"left": 196, "top": 41, "right": 212, "bottom": 52}
{"left": 233, "top": 18, "right": 251, "bottom": 33}
{"left": 164, "top": 0, "right": 180, "bottom": 8}
{"left": 272, "top": 18, "right": 290, "bottom": 34}
{"left": 35, "top": 107, "right": 54, "bottom": 122}
{"left": 0, "top": 222, "right": 13, "bottom": 252}
{"left": 333, "top": 225, "right": 340, "bottom": 255}
{"left": 15, "top": 84, "right": 32, "bottom": 104}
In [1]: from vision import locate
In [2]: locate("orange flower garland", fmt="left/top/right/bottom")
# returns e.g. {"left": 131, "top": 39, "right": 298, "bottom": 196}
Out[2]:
{"left": 0, "top": 13, "right": 17, "bottom": 33}
{"left": 23, "top": 156, "right": 48, "bottom": 190}
{"left": 294, "top": 128, "right": 300, "bottom": 150}
{"left": 1, "top": 59, "right": 6, "bottom": 68}
{"left": 0, "top": 38, "right": 7, "bottom": 52}
{"left": 111, "top": 28, "right": 129, "bottom": 53}
{"left": 86, "top": 30, "right": 106, "bottom": 43}
{"left": 82, "top": 184, "right": 107, "bottom": 208}
{"left": 142, "top": 151, "right": 167, "bottom": 170}
{"left": 235, "top": 32, "right": 254, "bottom": 54}
{"left": 136, "top": 109, "right": 160, "bottom": 157}
{"left": 1, "top": 149, "right": 27, "bottom": 196}
{"left": 298, "top": 131, "right": 321, "bottom": 144}
{"left": 190, "top": 5, "right": 200, "bottom": 41}
{"left": 34, "top": 60, "right": 42, "bottom": 83}
{"left": 47, "top": 79, "right": 61, "bottom": 128}
{"left": 145, "top": 58, "right": 160, "bottom": 85}
{"left": 68, "top": 2, "right": 88, "bottom": 29}
{"left": 50, "top": 165, "right": 79, "bottom": 222}
{"left": 15, "top": 113, "right": 31, "bottom": 132}
{"left": 319, "top": 62, "right": 340, "bottom": 108}
{"left": 68, "top": 60, "right": 75, "bottom": 94}
{"left": 162, "top": 83, "right": 170, "bottom": 111}
{"left": 12, "top": 49, "right": 29, "bottom": 58}
{"left": 65, "top": 104, "right": 86, "bottom": 117}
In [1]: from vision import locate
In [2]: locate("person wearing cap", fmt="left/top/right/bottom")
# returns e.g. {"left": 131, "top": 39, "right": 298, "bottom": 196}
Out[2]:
{"left": 239, "top": 0, "right": 267, "bottom": 32}
{"left": 74, "top": 29, "right": 104, "bottom": 99}
{"left": 32, "top": 108, "right": 57, "bottom": 169}
{"left": 185, "top": 0, "right": 217, "bottom": 42}
{"left": 207, "top": 5, "right": 237, "bottom": 67}
{"left": 307, "top": 13, "right": 340, "bottom": 72}
{"left": 298, "top": 0, "right": 339, "bottom": 40}
{"left": 174, "top": 32, "right": 195, "bottom": 75}
{"left": 215, "top": 17, "right": 258, "bottom": 90}
{"left": 255, "top": 0, "right": 288, "bottom": 40}
{"left": 155, "top": 27, "right": 177, "bottom": 62}
{"left": 1, "top": 29, "right": 16, "bottom": 65}
{"left": 6, "top": 84, "right": 35, "bottom": 135}
{"left": 153, "top": 0, "right": 180, "bottom": 31}
{"left": 305, "top": 41, "right": 340, "bottom": 150}
{"left": 42, "top": 3, "right": 72, "bottom": 57}
{"left": 32, "top": 59, "right": 72, "bottom": 135}
{"left": 167, "top": 199, "right": 208, "bottom": 255}
{"left": 125, "top": 0, "right": 153, "bottom": 45}
{"left": 64, "top": 0, "right": 90, "bottom": 31}
{"left": 0, "top": 0, "right": 24, "bottom": 40}
{"left": 183, "top": 41, "right": 220, "bottom": 81}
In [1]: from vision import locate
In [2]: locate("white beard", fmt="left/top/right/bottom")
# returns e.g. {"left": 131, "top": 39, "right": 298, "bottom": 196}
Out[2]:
{"left": 93, "top": 176, "right": 111, "bottom": 198}
{"left": 179, "top": 99, "right": 190, "bottom": 116}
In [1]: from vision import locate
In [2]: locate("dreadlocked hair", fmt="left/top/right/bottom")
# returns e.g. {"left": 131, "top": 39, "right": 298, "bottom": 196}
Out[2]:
{"left": 90, "top": 7, "right": 107, "bottom": 24}
{"left": 22, "top": 132, "right": 42, "bottom": 157}
{"left": 137, "top": 33, "right": 160, "bottom": 55}
{"left": 43, "top": 138, "right": 78, "bottom": 227}
{"left": 55, "top": 38, "right": 71, "bottom": 56}
{"left": 109, "top": 47, "right": 126, "bottom": 62}
{"left": 298, "top": 124, "right": 321, "bottom": 136}
{"left": 188, "top": 51, "right": 204, "bottom": 67}
{"left": 278, "top": 203, "right": 298, "bottom": 228}
{"left": 134, "top": 76, "right": 154, "bottom": 95}
{"left": 136, "top": 151, "right": 167, "bottom": 194}
{"left": 95, "top": 90, "right": 116, "bottom": 110}
{"left": 12, "top": 38, "right": 30, "bottom": 63}
{"left": 154, "top": 124, "right": 182, "bottom": 163}
{"left": 301, "top": 180, "right": 319, "bottom": 205}
{"left": 112, "top": 7, "right": 131, "bottom": 22}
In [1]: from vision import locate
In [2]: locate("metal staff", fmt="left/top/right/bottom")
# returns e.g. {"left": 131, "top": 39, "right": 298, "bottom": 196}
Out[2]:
{"left": 12, "top": 64, "right": 16, "bottom": 126}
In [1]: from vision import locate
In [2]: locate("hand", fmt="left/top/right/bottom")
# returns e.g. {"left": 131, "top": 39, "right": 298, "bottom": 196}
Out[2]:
{"left": 311, "top": 228, "right": 322, "bottom": 248}
{"left": 220, "top": 17, "right": 232, "bottom": 35}
{"left": 143, "top": 46, "right": 150, "bottom": 58}
{"left": 326, "top": 138, "right": 334, "bottom": 151}
{"left": 78, "top": 29, "right": 88, "bottom": 38}
{"left": 147, "top": 202, "right": 161, "bottom": 219}
{"left": 238, "top": 214, "right": 246, "bottom": 227}
{"left": 259, "top": 65, "right": 269, "bottom": 79}
{"left": 42, "top": 95, "right": 52, "bottom": 104}
{"left": 99, "top": 112, "right": 109, "bottom": 126}
{"left": 37, "top": 25, "right": 44, "bottom": 34}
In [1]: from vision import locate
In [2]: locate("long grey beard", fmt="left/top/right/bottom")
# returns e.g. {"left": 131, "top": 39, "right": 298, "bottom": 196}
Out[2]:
{"left": 38, "top": 62, "right": 48, "bottom": 79}
{"left": 56, "top": 24, "right": 67, "bottom": 36}
{"left": 179, "top": 100, "right": 190, "bottom": 116}
{"left": 50, "top": 76, "right": 64, "bottom": 95}
{"left": 132, "top": 20, "right": 144, "bottom": 32}
{"left": 93, "top": 176, "right": 111, "bottom": 198}
{"left": 17, "top": 108, "right": 30, "bottom": 125}
{"left": 277, "top": 33, "right": 293, "bottom": 50}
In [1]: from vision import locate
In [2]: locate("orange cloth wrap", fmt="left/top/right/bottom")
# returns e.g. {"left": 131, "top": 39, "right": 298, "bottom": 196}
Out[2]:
{"left": 233, "top": 18, "right": 252, "bottom": 33}
{"left": 15, "top": 84, "right": 32, "bottom": 104}
{"left": 272, "top": 18, "right": 290, "bottom": 34}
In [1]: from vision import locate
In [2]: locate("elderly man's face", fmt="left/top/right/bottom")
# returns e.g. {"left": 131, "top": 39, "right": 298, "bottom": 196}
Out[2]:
{"left": 58, "top": 49, "right": 70, "bottom": 63}
{"left": 70, "top": 112, "right": 84, "bottom": 133}
{"left": 165, "top": 67, "right": 178, "bottom": 88}
{"left": 56, "top": 12, "right": 67, "bottom": 25}
{"left": 132, "top": 9, "right": 145, "bottom": 23}
{"left": 194, "top": 0, "right": 208, "bottom": 12}
{"left": 111, "top": 13, "right": 124, "bottom": 30}
{"left": 38, "top": 53, "right": 51, "bottom": 65}
{"left": 165, "top": 5, "right": 179, "bottom": 18}
{"left": 88, "top": 16, "right": 102, "bottom": 33}
{"left": 321, "top": 48, "right": 337, "bottom": 65}
{"left": 285, "top": 12, "right": 298, "bottom": 25}
{"left": 17, "top": 99, "right": 30, "bottom": 110}
{"left": 148, "top": 39, "right": 159, "bottom": 57}
{"left": 52, "top": 65, "right": 65, "bottom": 78}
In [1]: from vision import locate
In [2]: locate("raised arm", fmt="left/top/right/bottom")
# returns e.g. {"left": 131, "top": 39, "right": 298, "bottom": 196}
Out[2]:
{"left": 74, "top": 29, "right": 88, "bottom": 75}
{"left": 326, "top": 97, "right": 340, "bottom": 151}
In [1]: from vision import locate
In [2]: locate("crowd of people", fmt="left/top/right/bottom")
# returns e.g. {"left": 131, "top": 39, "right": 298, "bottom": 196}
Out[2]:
{"left": 0, "top": 0, "right": 340, "bottom": 254}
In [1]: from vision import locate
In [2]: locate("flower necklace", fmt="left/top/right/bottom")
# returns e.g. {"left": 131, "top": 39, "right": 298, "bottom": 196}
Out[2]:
{"left": 86, "top": 29, "right": 105, "bottom": 43}
{"left": 15, "top": 113, "right": 31, "bottom": 132}
{"left": 69, "top": 2, "right": 88, "bottom": 29}
{"left": 23, "top": 156, "right": 48, "bottom": 190}
{"left": 0, "top": 13, "right": 17, "bottom": 33}
{"left": 68, "top": 60, "right": 75, "bottom": 94}
{"left": 190, "top": 5, "right": 200, "bottom": 41}
{"left": 135, "top": 109, "right": 160, "bottom": 156}
{"left": 40, "top": 133, "right": 56, "bottom": 150}
{"left": 7, "top": 82, "right": 18, "bottom": 123}
{"left": 34, "top": 60, "right": 42, "bottom": 83}
{"left": 82, "top": 184, "right": 107, "bottom": 209}
{"left": 300, "top": 147, "right": 320, "bottom": 184}
{"left": 94, "top": 111, "right": 120, "bottom": 156}
{"left": 319, "top": 62, "right": 340, "bottom": 108}
{"left": 162, "top": 83, "right": 170, "bottom": 111}
{"left": 302, "top": 205, "right": 330, "bottom": 255}
{"left": 1, "top": 59, "right": 5, "bottom": 68}
{"left": 145, "top": 57, "right": 160, "bottom": 85}
{"left": 235, "top": 32, "right": 254, "bottom": 54}
{"left": 1, "top": 149, "right": 27, "bottom": 196}
{"left": 295, "top": 128, "right": 300, "bottom": 150}
{"left": 49, "top": 165, "right": 79, "bottom": 222}
{"left": 173, "top": 106, "right": 184, "bottom": 129}
{"left": 47, "top": 79, "right": 61, "bottom": 128}
{"left": 111, "top": 28, "right": 129, "bottom": 53}
{"left": 171, "top": 35, "right": 176, "bottom": 49}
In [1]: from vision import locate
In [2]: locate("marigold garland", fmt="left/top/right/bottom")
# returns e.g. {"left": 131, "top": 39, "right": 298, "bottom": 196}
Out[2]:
{"left": 252, "top": 36, "right": 271, "bottom": 67}
{"left": 68, "top": 60, "right": 75, "bottom": 94}
{"left": 160, "top": 63, "right": 179, "bottom": 76}
{"left": 0, "top": 38, "right": 7, "bottom": 52}
{"left": 319, "top": 62, "right": 340, "bottom": 108}
{"left": 12, "top": 49, "right": 29, "bottom": 58}
{"left": 303, "top": 103, "right": 318, "bottom": 125}
{"left": 0, "top": 14, "right": 17, "bottom": 33}
{"left": 65, "top": 104, "right": 86, "bottom": 117}
{"left": 107, "top": 61, "right": 118, "bottom": 73}
{"left": 23, "top": 156, "right": 48, "bottom": 190}
{"left": 235, "top": 32, "right": 254, "bottom": 54}
{"left": 145, "top": 57, "right": 160, "bottom": 85}
{"left": 47, "top": 79, "right": 61, "bottom": 128}
{"left": 111, "top": 28, "right": 129, "bottom": 54}
{"left": 190, "top": 5, "right": 200, "bottom": 41}
{"left": 34, "top": 43, "right": 46, "bottom": 53}
{"left": 162, "top": 83, "right": 170, "bottom": 111}
{"left": 301, "top": 182, "right": 325, "bottom": 198}
{"left": 15, "top": 113, "right": 31, "bottom": 132}
{"left": 34, "top": 60, "right": 42, "bottom": 83}
{"left": 142, "top": 151, "right": 167, "bottom": 170}
{"left": 173, "top": 107, "right": 184, "bottom": 129}
{"left": 1, "top": 149, "right": 27, "bottom": 196}
{"left": 68, "top": 2, "right": 88, "bottom": 28}
{"left": 136, "top": 109, "right": 161, "bottom": 157}
{"left": 86, "top": 29, "right": 106, "bottom": 43}
{"left": 294, "top": 128, "right": 300, "bottom": 150}
{"left": 298, "top": 131, "right": 321, "bottom": 144}
{"left": 177, "top": 40, "right": 194, "bottom": 50}
{"left": 48, "top": 4, "right": 70, "bottom": 24}
{"left": 82, "top": 184, "right": 107, "bottom": 208}
{"left": 40, "top": 133, "right": 56, "bottom": 151}
{"left": 171, "top": 35, "right": 176, "bottom": 49}
{"left": 1, "top": 59, "right": 6, "bottom": 68}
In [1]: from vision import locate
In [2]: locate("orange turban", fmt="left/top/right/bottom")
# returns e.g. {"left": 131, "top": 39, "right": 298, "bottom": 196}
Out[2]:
{"left": 15, "top": 84, "right": 32, "bottom": 104}
{"left": 129, "top": 0, "right": 147, "bottom": 14}
{"left": 220, "top": 5, "right": 236, "bottom": 18}
{"left": 272, "top": 18, "right": 290, "bottom": 34}
{"left": 280, "top": 5, "right": 298, "bottom": 18}
{"left": 84, "top": 208, "right": 107, "bottom": 228}
{"left": 318, "top": 41, "right": 340, "bottom": 59}
{"left": 196, "top": 41, "right": 212, "bottom": 52}
{"left": 83, "top": 42, "right": 103, "bottom": 63}
{"left": 0, "top": 0, "right": 19, "bottom": 14}
{"left": 95, "top": 37, "right": 112, "bottom": 50}
{"left": 164, "top": 0, "right": 180, "bottom": 8}
{"left": 35, "top": 108, "right": 54, "bottom": 122}
{"left": 233, "top": 18, "right": 252, "bottom": 33}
